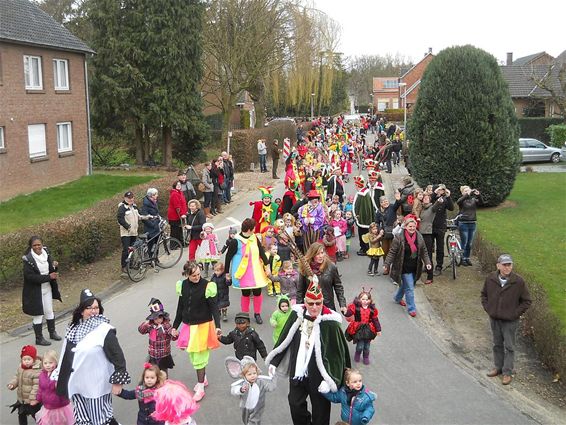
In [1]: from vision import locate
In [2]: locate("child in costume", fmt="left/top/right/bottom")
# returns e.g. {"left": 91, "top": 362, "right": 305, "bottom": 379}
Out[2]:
{"left": 276, "top": 230, "right": 292, "bottom": 263}
{"left": 151, "top": 380, "right": 199, "bottom": 425}
{"left": 345, "top": 289, "right": 381, "bottom": 365}
{"left": 344, "top": 195, "right": 354, "bottom": 214}
{"left": 35, "top": 350, "right": 73, "bottom": 425}
{"left": 362, "top": 223, "right": 385, "bottom": 276}
{"left": 221, "top": 227, "right": 238, "bottom": 254}
{"left": 195, "top": 222, "right": 220, "bottom": 278}
{"left": 260, "top": 226, "right": 277, "bottom": 252}
{"left": 269, "top": 295, "right": 292, "bottom": 344}
{"left": 218, "top": 313, "right": 268, "bottom": 361}
{"left": 277, "top": 260, "right": 298, "bottom": 304}
{"left": 138, "top": 298, "right": 178, "bottom": 376}
{"left": 117, "top": 363, "right": 167, "bottom": 425}
{"left": 331, "top": 209, "right": 348, "bottom": 262}
{"left": 7, "top": 345, "right": 42, "bottom": 425}
{"left": 212, "top": 262, "right": 230, "bottom": 322}
{"left": 321, "top": 368, "right": 376, "bottom": 425}
{"left": 282, "top": 213, "right": 295, "bottom": 240}
{"left": 322, "top": 226, "right": 337, "bottom": 263}
{"left": 340, "top": 155, "right": 352, "bottom": 183}
{"left": 265, "top": 243, "right": 282, "bottom": 296}
{"left": 226, "top": 356, "right": 277, "bottom": 425}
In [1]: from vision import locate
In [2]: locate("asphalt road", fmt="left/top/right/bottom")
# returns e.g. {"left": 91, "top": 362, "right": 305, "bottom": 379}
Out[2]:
{"left": 0, "top": 154, "right": 540, "bottom": 425}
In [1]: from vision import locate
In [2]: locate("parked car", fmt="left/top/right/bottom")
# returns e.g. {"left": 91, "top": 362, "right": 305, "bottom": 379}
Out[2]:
{"left": 518, "top": 138, "right": 563, "bottom": 163}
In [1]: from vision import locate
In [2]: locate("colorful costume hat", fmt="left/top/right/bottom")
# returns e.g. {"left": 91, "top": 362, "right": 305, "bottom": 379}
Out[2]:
{"left": 258, "top": 186, "right": 274, "bottom": 199}
{"left": 305, "top": 276, "right": 323, "bottom": 301}
{"left": 364, "top": 159, "right": 376, "bottom": 170}
{"left": 147, "top": 297, "right": 169, "bottom": 320}
{"left": 368, "top": 170, "right": 381, "bottom": 181}
{"left": 307, "top": 189, "right": 320, "bottom": 199}
{"left": 354, "top": 175, "right": 365, "bottom": 189}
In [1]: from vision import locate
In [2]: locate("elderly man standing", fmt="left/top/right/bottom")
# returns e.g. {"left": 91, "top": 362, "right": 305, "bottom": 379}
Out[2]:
{"left": 271, "top": 139, "right": 282, "bottom": 179}
{"left": 266, "top": 280, "right": 350, "bottom": 425}
{"left": 221, "top": 151, "right": 234, "bottom": 203}
{"left": 481, "top": 254, "right": 531, "bottom": 385}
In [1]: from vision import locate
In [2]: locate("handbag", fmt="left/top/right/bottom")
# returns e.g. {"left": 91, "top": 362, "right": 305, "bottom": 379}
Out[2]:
{"left": 176, "top": 323, "right": 190, "bottom": 350}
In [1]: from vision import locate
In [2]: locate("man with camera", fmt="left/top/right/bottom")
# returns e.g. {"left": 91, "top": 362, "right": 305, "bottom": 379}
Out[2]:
{"left": 431, "top": 184, "right": 454, "bottom": 275}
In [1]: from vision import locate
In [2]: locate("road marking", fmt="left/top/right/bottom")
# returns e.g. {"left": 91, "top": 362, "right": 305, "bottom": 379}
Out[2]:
{"left": 213, "top": 216, "right": 241, "bottom": 232}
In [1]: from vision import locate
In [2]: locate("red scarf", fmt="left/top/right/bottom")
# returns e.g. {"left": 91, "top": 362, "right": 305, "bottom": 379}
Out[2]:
{"left": 404, "top": 230, "right": 417, "bottom": 255}
{"left": 310, "top": 261, "right": 322, "bottom": 276}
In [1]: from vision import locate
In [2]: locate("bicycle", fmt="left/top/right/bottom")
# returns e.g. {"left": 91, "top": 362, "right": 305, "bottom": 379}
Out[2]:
{"left": 126, "top": 217, "right": 183, "bottom": 282}
{"left": 445, "top": 216, "right": 463, "bottom": 280}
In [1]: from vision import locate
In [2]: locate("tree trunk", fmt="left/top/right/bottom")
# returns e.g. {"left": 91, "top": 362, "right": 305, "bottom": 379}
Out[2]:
{"left": 143, "top": 125, "right": 151, "bottom": 163}
{"left": 221, "top": 94, "right": 235, "bottom": 143}
{"left": 162, "top": 126, "right": 173, "bottom": 168}
{"left": 134, "top": 125, "right": 144, "bottom": 165}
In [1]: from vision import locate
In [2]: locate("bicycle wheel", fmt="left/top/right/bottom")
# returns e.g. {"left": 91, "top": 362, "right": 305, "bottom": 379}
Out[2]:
{"left": 451, "top": 252, "right": 457, "bottom": 280}
{"left": 156, "top": 237, "right": 183, "bottom": 268}
{"left": 127, "top": 247, "right": 148, "bottom": 282}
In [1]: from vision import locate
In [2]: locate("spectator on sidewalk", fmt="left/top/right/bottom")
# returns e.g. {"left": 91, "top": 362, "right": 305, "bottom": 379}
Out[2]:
{"left": 257, "top": 139, "right": 267, "bottom": 173}
{"left": 117, "top": 191, "right": 141, "bottom": 274}
{"left": 178, "top": 171, "right": 196, "bottom": 204}
{"left": 456, "top": 185, "right": 483, "bottom": 266}
{"left": 481, "top": 254, "right": 531, "bottom": 386}
{"left": 271, "top": 139, "right": 282, "bottom": 179}
{"left": 431, "top": 184, "right": 454, "bottom": 276}
{"left": 222, "top": 151, "right": 234, "bottom": 203}
{"left": 202, "top": 162, "right": 214, "bottom": 218}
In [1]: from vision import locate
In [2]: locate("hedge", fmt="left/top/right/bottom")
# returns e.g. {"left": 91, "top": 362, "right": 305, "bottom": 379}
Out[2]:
{"left": 518, "top": 117, "right": 565, "bottom": 144}
{"left": 546, "top": 124, "right": 566, "bottom": 148}
{"left": 474, "top": 232, "right": 565, "bottom": 378}
{"left": 230, "top": 121, "right": 296, "bottom": 172}
{"left": 0, "top": 174, "right": 178, "bottom": 286}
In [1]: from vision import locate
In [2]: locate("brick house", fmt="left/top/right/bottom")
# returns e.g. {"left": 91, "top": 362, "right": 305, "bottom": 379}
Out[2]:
{"left": 372, "top": 77, "right": 400, "bottom": 112}
{"left": 0, "top": 0, "right": 94, "bottom": 201}
{"left": 398, "top": 48, "right": 434, "bottom": 115}
{"left": 500, "top": 51, "right": 565, "bottom": 118}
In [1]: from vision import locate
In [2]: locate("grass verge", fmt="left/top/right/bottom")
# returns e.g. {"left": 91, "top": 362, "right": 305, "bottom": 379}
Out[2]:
{"left": 0, "top": 174, "right": 158, "bottom": 234}
{"left": 477, "top": 172, "right": 566, "bottom": 330}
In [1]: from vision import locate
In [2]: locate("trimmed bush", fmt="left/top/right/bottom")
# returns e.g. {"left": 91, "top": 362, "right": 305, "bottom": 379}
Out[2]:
{"left": 0, "top": 174, "right": 176, "bottom": 286}
{"left": 546, "top": 123, "right": 566, "bottom": 147}
{"left": 382, "top": 109, "right": 405, "bottom": 122}
{"left": 409, "top": 45, "right": 521, "bottom": 207}
{"left": 518, "top": 117, "right": 564, "bottom": 145}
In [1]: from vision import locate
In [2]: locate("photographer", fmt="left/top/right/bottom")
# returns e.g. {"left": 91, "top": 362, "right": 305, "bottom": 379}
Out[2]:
{"left": 431, "top": 184, "right": 454, "bottom": 275}
{"left": 456, "top": 185, "right": 483, "bottom": 266}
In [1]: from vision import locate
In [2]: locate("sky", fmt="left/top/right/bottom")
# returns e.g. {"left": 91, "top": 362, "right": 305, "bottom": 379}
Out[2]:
{"left": 314, "top": 0, "right": 566, "bottom": 65}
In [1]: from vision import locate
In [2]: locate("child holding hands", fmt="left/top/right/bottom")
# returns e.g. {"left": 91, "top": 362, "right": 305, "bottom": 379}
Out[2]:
{"left": 345, "top": 289, "right": 382, "bottom": 365}
{"left": 35, "top": 350, "right": 73, "bottom": 425}
{"left": 362, "top": 222, "right": 384, "bottom": 276}
{"left": 7, "top": 345, "right": 42, "bottom": 425}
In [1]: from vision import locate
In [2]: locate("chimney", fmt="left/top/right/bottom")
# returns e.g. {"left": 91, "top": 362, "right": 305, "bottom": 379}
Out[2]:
{"left": 428, "top": 47, "right": 432, "bottom": 54}
{"left": 506, "top": 52, "right": 513, "bottom": 66}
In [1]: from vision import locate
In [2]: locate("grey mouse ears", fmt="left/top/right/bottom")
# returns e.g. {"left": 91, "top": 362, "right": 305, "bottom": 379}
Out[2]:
{"left": 225, "top": 355, "right": 259, "bottom": 379}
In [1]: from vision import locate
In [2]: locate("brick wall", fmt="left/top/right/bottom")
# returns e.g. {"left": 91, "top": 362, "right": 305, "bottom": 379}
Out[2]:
{"left": 0, "top": 42, "right": 89, "bottom": 201}
{"left": 403, "top": 54, "right": 434, "bottom": 106}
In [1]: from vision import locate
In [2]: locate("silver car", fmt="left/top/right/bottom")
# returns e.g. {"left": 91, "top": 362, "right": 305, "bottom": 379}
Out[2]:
{"left": 519, "top": 138, "right": 563, "bottom": 163}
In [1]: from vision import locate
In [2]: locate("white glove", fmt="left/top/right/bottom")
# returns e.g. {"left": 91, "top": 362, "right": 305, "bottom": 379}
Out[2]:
{"left": 318, "top": 381, "right": 330, "bottom": 394}
{"left": 268, "top": 364, "right": 276, "bottom": 377}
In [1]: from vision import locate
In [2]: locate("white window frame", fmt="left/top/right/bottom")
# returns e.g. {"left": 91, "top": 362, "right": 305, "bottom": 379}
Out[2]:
{"left": 53, "top": 59, "right": 69, "bottom": 90}
{"left": 24, "top": 55, "right": 43, "bottom": 90}
{"left": 28, "top": 124, "right": 47, "bottom": 158}
{"left": 383, "top": 80, "right": 398, "bottom": 89}
{"left": 56, "top": 122, "right": 73, "bottom": 153}
{"left": 0, "top": 127, "right": 5, "bottom": 149}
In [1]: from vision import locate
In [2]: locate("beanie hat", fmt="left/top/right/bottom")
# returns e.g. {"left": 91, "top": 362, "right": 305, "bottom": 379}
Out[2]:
{"left": 21, "top": 345, "right": 37, "bottom": 359}
{"left": 277, "top": 294, "right": 291, "bottom": 310}
{"left": 80, "top": 288, "right": 96, "bottom": 306}
{"left": 228, "top": 226, "right": 237, "bottom": 236}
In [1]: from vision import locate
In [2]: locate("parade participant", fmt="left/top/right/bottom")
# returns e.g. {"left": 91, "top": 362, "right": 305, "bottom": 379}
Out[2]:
{"left": 22, "top": 236, "right": 62, "bottom": 346}
{"left": 265, "top": 279, "right": 351, "bottom": 425}
{"left": 225, "top": 218, "right": 270, "bottom": 324}
{"left": 298, "top": 189, "right": 326, "bottom": 251}
{"left": 7, "top": 345, "right": 42, "bottom": 425}
{"left": 212, "top": 262, "right": 230, "bottom": 322}
{"left": 172, "top": 262, "right": 221, "bottom": 402}
{"left": 362, "top": 223, "right": 385, "bottom": 276}
{"left": 218, "top": 312, "right": 267, "bottom": 361}
{"left": 344, "top": 290, "right": 381, "bottom": 365}
{"left": 138, "top": 298, "right": 178, "bottom": 377}
{"left": 367, "top": 170, "right": 385, "bottom": 208}
{"left": 260, "top": 225, "right": 277, "bottom": 252}
{"left": 270, "top": 295, "right": 292, "bottom": 343}
{"left": 249, "top": 186, "right": 278, "bottom": 234}
{"left": 326, "top": 166, "right": 345, "bottom": 204}
{"left": 186, "top": 200, "right": 207, "bottom": 261}
{"left": 151, "top": 380, "right": 199, "bottom": 425}
{"left": 226, "top": 356, "right": 277, "bottom": 425}
{"left": 374, "top": 193, "right": 402, "bottom": 258}
{"left": 56, "top": 289, "right": 131, "bottom": 425}
{"left": 195, "top": 222, "right": 220, "bottom": 278}
{"left": 353, "top": 176, "right": 377, "bottom": 256}
{"left": 331, "top": 209, "right": 348, "bottom": 262}
{"left": 266, "top": 243, "right": 282, "bottom": 297}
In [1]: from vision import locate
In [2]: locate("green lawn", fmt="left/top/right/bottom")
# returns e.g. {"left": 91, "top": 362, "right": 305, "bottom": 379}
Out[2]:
{"left": 477, "top": 173, "right": 566, "bottom": 327}
{"left": 0, "top": 174, "right": 158, "bottom": 234}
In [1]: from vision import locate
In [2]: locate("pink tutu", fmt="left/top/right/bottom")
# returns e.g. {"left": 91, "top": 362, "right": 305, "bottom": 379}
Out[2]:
{"left": 36, "top": 404, "right": 74, "bottom": 425}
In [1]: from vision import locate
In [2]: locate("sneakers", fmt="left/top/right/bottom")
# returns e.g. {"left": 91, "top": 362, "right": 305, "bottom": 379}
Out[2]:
{"left": 221, "top": 310, "right": 228, "bottom": 322}
{"left": 356, "top": 250, "right": 367, "bottom": 256}
{"left": 193, "top": 386, "right": 205, "bottom": 402}
{"left": 398, "top": 299, "right": 407, "bottom": 307}
{"left": 254, "top": 313, "right": 263, "bottom": 325}
{"left": 409, "top": 311, "right": 417, "bottom": 317}
{"left": 367, "top": 270, "right": 374, "bottom": 276}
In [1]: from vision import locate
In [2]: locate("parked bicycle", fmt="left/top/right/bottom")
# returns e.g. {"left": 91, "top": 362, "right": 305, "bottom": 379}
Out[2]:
{"left": 126, "top": 216, "right": 183, "bottom": 282}
{"left": 445, "top": 216, "right": 463, "bottom": 280}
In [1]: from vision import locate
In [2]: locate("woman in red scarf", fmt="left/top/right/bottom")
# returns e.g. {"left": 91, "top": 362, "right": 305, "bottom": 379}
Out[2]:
{"left": 168, "top": 181, "right": 188, "bottom": 243}
{"left": 383, "top": 217, "right": 431, "bottom": 317}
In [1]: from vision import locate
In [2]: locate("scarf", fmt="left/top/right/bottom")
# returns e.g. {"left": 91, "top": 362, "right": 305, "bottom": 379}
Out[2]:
{"left": 31, "top": 249, "right": 49, "bottom": 275}
{"left": 404, "top": 230, "right": 417, "bottom": 257}
{"left": 309, "top": 261, "right": 322, "bottom": 276}
{"left": 66, "top": 315, "right": 110, "bottom": 344}
{"left": 345, "top": 387, "right": 361, "bottom": 405}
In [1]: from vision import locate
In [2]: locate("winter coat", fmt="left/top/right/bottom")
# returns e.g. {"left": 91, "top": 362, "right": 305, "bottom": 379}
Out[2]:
{"left": 22, "top": 249, "right": 61, "bottom": 316}
{"left": 418, "top": 201, "right": 441, "bottom": 235}
{"left": 383, "top": 231, "right": 431, "bottom": 283}
{"left": 399, "top": 182, "right": 415, "bottom": 215}
{"left": 375, "top": 200, "right": 402, "bottom": 239}
{"left": 118, "top": 385, "right": 163, "bottom": 425}
{"left": 278, "top": 269, "right": 299, "bottom": 300}
{"left": 117, "top": 201, "right": 142, "bottom": 237}
{"left": 431, "top": 192, "right": 454, "bottom": 232}
{"left": 9, "top": 359, "right": 42, "bottom": 403}
{"left": 167, "top": 189, "right": 188, "bottom": 221}
{"left": 297, "top": 263, "right": 346, "bottom": 311}
{"left": 219, "top": 327, "right": 267, "bottom": 360}
{"left": 323, "top": 385, "right": 376, "bottom": 425}
{"left": 37, "top": 370, "right": 70, "bottom": 409}
{"left": 201, "top": 168, "right": 213, "bottom": 192}
{"left": 138, "top": 320, "right": 178, "bottom": 360}
{"left": 456, "top": 193, "right": 483, "bottom": 222}
{"left": 141, "top": 196, "right": 160, "bottom": 236}
{"left": 179, "top": 180, "right": 196, "bottom": 204}
{"left": 211, "top": 272, "right": 230, "bottom": 309}
{"left": 481, "top": 271, "right": 532, "bottom": 321}
{"left": 185, "top": 209, "right": 206, "bottom": 240}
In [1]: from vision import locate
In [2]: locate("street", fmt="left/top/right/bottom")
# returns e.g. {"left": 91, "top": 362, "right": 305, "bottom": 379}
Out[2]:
{"left": 0, "top": 152, "right": 538, "bottom": 425}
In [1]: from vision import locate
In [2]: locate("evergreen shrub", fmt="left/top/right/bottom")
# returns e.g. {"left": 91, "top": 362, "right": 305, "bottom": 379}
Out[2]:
{"left": 546, "top": 123, "right": 566, "bottom": 147}
{"left": 518, "top": 117, "right": 564, "bottom": 144}
{"left": 409, "top": 45, "right": 521, "bottom": 206}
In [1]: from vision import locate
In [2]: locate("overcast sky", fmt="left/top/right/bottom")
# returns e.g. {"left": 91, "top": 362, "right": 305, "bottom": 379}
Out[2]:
{"left": 314, "top": 0, "right": 566, "bottom": 65}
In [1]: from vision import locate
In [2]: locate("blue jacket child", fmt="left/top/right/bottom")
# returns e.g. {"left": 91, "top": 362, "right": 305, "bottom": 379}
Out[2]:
{"left": 321, "top": 372, "right": 376, "bottom": 425}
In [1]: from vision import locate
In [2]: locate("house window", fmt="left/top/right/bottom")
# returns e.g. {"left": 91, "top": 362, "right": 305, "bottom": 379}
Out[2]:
{"left": 377, "top": 99, "right": 389, "bottom": 112}
{"left": 57, "top": 122, "right": 73, "bottom": 152}
{"left": 0, "top": 127, "right": 5, "bottom": 149}
{"left": 393, "top": 99, "right": 399, "bottom": 109}
{"left": 53, "top": 59, "right": 69, "bottom": 90}
{"left": 24, "top": 55, "right": 43, "bottom": 89}
{"left": 28, "top": 124, "right": 47, "bottom": 158}
{"left": 383, "top": 80, "right": 398, "bottom": 89}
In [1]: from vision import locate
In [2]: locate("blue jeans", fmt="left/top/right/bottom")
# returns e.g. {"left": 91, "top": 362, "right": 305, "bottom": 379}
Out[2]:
{"left": 355, "top": 340, "right": 371, "bottom": 354}
{"left": 394, "top": 273, "right": 416, "bottom": 313}
{"left": 258, "top": 154, "right": 267, "bottom": 172}
{"left": 458, "top": 222, "right": 477, "bottom": 260}
{"left": 223, "top": 179, "right": 232, "bottom": 202}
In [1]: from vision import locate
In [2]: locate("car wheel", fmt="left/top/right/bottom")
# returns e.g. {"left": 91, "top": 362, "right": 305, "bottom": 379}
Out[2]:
{"left": 550, "top": 153, "right": 560, "bottom": 163}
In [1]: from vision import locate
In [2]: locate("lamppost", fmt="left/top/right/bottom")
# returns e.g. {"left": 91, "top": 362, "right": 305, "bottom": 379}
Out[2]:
{"left": 311, "top": 92, "right": 315, "bottom": 119}
{"left": 398, "top": 82, "right": 407, "bottom": 137}
{"left": 370, "top": 93, "right": 374, "bottom": 116}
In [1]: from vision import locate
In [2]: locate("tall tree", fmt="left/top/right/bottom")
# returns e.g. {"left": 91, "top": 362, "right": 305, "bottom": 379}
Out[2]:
{"left": 409, "top": 45, "right": 521, "bottom": 207}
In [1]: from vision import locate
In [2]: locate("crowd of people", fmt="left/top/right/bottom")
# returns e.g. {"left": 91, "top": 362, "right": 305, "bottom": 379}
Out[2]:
{"left": 11, "top": 115, "right": 531, "bottom": 425}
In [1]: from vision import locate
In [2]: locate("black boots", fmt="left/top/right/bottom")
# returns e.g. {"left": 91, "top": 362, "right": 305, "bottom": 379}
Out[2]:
{"left": 33, "top": 323, "right": 51, "bottom": 346}
{"left": 47, "top": 319, "right": 62, "bottom": 341}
